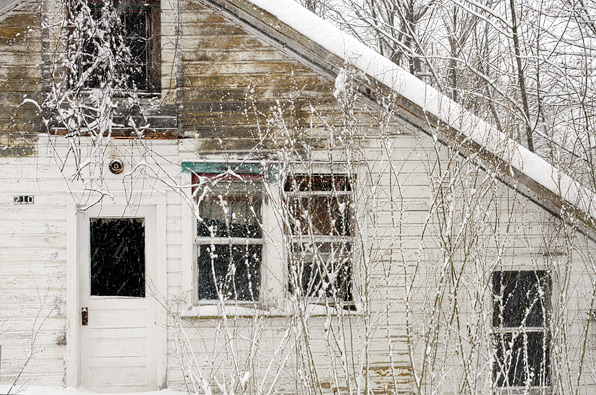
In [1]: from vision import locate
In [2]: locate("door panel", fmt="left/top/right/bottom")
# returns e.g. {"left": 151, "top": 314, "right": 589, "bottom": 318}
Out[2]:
{"left": 79, "top": 207, "right": 158, "bottom": 392}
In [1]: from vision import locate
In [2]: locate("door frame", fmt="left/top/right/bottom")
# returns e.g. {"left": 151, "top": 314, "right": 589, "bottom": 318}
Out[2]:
{"left": 66, "top": 196, "right": 167, "bottom": 389}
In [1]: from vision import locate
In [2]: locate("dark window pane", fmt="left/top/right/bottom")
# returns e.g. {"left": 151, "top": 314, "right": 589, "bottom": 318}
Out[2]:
{"left": 493, "top": 271, "right": 550, "bottom": 328}
{"left": 288, "top": 195, "right": 351, "bottom": 236}
{"left": 196, "top": 180, "right": 262, "bottom": 238}
{"left": 124, "top": 11, "right": 146, "bottom": 39}
{"left": 284, "top": 175, "right": 351, "bottom": 192}
{"left": 123, "top": 10, "right": 148, "bottom": 89}
{"left": 288, "top": 242, "right": 352, "bottom": 301}
{"left": 80, "top": 4, "right": 150, "bottom": 90}
{"left": 128, "top": 39, "right": 147, "bottom": 62}
{"left": 90, "top": 218, "right": 145, "bottom": 297}
{"left": 493, "top": 332, "right": 550, "bottom": 387}
{"left": 198, "top": 244, "right": 261, "bottom": 301}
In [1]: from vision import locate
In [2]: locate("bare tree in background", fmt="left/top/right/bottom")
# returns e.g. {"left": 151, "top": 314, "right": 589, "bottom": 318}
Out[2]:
{"left": 320, "top": 0, "right": 596, "bottom": 169}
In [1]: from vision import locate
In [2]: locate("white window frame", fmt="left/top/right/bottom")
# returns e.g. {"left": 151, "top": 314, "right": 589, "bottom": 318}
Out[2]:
{"left": 491, "top": 269, "right": 551, "bottom": 391}
{"left": 283, "top": 174, "right": 355, "bottom": 307}
{"left": 180, "top": 159, "right": 360, "bottom": 317}
{"left": 180, "top": 161, "right": 285, "bottom": 316}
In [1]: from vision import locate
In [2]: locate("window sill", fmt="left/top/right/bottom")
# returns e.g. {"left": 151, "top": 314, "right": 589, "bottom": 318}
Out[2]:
{"left": 180, "top": 301, "right": 361, "bottom": 319}
{"left": 181, "top": 303, "right": 282, "bottom": 319}
{"left": 493, "top": 387, "right": 551, "bottom": 395}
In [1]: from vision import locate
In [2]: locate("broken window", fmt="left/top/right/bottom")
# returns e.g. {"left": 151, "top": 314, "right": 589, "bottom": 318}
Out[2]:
{"left": 81, "top": 1, "right": 160, "bottom": 91}
{"left": 284, "top": 175, "right": 353, "bottom": 303}
{"left": 90, "top": 218, "right": 145, "bottom": 297}
{"left": 194, "top": 174, "right": 263, "bottom": 301}
{"left": 492, "top": 270, "right": 551, "bottom": 388}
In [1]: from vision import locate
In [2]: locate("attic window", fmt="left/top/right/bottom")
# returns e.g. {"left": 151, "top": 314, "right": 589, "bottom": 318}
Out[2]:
{"left": 80, "top": 0, "right": 161, "bottom": 92}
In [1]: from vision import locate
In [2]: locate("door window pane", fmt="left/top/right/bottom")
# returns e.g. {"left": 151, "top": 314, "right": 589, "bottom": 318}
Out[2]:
{"left": 90, "top": 218, "right": 145, "bottom": 297}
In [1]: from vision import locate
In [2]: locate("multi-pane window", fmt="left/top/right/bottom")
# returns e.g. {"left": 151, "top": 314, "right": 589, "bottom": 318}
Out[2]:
{"left": 82, "top": 1, "right": 160, "bottom": 91}
{"left": 492, "top": 271, "right": 551, "bottom": 388}
{"left": 193, "top": 174, "right": 263, "bottom": 302}
{"left": 284, "top": 175, "right": 353, "bottom": 303}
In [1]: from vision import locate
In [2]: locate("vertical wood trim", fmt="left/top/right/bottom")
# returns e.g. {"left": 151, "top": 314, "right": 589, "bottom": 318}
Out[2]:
{"left": 181, "top": 172, "right": 196, "bottom": 308}
{"left": 262, "top": 173, "right": 285, "bottom": 306}
{"left": 155, "top": 197, "right": 168, "bottom": 388}
{"left": 65, "top": 200, "right": 80, "bottom": 387}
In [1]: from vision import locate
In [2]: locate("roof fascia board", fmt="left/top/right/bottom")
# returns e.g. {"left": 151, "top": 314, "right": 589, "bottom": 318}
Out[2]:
{"left": 0, "top": 0, "right": 30, "bottom": 18}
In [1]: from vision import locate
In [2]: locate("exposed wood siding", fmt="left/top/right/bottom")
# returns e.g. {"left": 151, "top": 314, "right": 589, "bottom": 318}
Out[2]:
{"left": 179, "top": 0, "right": 349, "bottom": 151}
{"left": 0, "top": 0, "right": 42, "bottom": 156}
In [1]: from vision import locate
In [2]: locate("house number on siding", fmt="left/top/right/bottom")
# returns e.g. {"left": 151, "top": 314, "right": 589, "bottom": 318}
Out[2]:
{"left": 14, "top": 195, "right": 34, "bottom": 205}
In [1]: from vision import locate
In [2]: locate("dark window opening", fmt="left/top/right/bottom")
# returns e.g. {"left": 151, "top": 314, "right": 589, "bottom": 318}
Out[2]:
{"left": 193, "top": 175, "right": 263, "bottom": 302}
{"left": 81, "top": 1, "right": 160, "bottom": 91}
{"left": 285, "top": 175, "right": 353, "bottom": 303}
{"left": 492, "top": 271, "right": 551, "bottom": 388}
{"left": 198, "top": 244, "right": 261, "bottom": 301}
{"left": 90, "top": 218, "right": 145, "bottom": 297}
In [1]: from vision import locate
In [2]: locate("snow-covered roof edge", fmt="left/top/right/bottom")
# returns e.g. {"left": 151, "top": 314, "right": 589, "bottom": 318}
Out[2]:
{"left": 222, "top": 0, "right": 596, "bottom": 225}
{"left": 0, "top": 0, "right": 32, "bottom": 22}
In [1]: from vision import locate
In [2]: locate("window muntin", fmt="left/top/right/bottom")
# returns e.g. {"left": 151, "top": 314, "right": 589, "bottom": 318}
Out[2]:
{"left": 194, "top": 175, "right": 263, "bottom": 302}
{"left": 82, "top": 1, "right": 160, "bottom": 91}
{"left": 492, "top": 271, "right": 551, "bottom": 388}
{"left": 284, "top": 175, "right": 353, "bottom": 303}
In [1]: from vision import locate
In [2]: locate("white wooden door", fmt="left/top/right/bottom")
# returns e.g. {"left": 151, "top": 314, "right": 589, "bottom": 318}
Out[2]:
{"left": 78, "top": 206, "right": 159, "bottom": 392}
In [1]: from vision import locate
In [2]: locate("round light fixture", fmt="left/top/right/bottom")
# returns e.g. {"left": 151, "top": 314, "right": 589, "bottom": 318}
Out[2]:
{"left": 109, "top": 159, "right": 124, "bottom": 175}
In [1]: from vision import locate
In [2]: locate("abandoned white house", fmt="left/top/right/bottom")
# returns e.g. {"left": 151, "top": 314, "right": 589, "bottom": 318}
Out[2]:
{"left": 1, "top": 0, "right": 596, "bottom": 393}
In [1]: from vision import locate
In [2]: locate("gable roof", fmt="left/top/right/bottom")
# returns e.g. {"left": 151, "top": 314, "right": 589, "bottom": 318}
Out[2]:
{"left": 212, "top": 0, "right": 596, "bottom": 229}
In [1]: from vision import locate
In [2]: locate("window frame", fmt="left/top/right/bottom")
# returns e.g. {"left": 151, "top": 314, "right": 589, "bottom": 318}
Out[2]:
{"left": 180, "top": 161, "right": 360, "bottom": 317}
{"left": 81, "top": 0, "right": 161, "bottom": 93}
{"left": 491, "top": 270, "right": 551, "bottom": 390}
{"left": 192, "top": 172, "right": 265, "bottom": 303}
{"left": 283, "top": 174, "right": 355, "bottom": 307}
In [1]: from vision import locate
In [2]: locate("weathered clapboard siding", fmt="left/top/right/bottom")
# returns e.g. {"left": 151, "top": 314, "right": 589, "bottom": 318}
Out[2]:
{"left": 0, "top": 0, "right": 42, "bottom": 157}
{"left": 0, "top": 153, "right": 68, "bottom": 386}
{"left": 179, "top": 0, "right": 345, "bottom": 150}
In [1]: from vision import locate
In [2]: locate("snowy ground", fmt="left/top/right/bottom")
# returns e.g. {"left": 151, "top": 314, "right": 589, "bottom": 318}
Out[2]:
{"left": 0, "top": 386, "right": 188, "bottom": 395}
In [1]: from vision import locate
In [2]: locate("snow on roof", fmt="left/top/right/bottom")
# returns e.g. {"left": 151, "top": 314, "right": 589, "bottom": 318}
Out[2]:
{"left": 0, "top": 0, "right": 16, "bottom": 9}
{"left": 0, "top": 0, "right": 29, "bottom": 21}
{"left": 242, "top": 0, "right": 596, "bottom": 223}
{"left": 0, "top": 0, "right": 20, "bottom": 13}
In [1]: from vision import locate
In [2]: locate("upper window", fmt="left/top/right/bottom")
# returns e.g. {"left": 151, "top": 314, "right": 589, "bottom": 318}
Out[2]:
{"left": 193, "top": 174, "right": 263, "bottom": 302}
{"left": 284, "top": 175, "right": 353, "bottom": 304}
{"left": 81, "top": 1, "right": 161, "bottom": 92}
{"left": 492, "top": 270, "right": 551, "bottom": 388}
